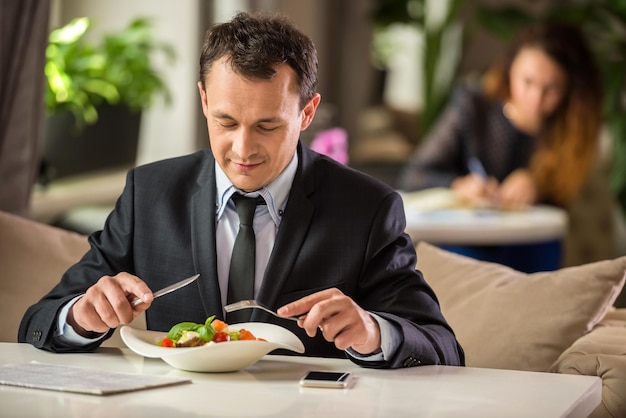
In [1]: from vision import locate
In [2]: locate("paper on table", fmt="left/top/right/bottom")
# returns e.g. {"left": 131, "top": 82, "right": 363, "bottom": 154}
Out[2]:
{"left": 0, "top": 362, "right": 191, "bottom": 395}
{"left": 400, "top": 188, "right": 460, "bottom": 211}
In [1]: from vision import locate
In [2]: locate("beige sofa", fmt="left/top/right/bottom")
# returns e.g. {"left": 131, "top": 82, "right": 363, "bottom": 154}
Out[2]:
{"left": 0, "top": 210, "right": 142, "bottom": 349}
{"left": 1, "top": 210, "right": 625, "bottom": 417}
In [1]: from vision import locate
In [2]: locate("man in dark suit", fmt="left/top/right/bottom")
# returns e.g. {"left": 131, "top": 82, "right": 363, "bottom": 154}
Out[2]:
{"left": 19, "top": 12, "right": 464, "bottom": 368}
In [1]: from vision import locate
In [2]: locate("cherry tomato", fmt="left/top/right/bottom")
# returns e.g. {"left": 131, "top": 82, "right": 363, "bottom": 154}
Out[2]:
{"left": 238, "top": 329, "right": 256, "bottom": 341}
{"left": 212, "top": 331, "right": 230, "bottom": 343}
{"left": 212, "top": 319, "right": 228, "bottom": 332}
{"left": 159, "top": 338, "right": 174, "bottom": 347}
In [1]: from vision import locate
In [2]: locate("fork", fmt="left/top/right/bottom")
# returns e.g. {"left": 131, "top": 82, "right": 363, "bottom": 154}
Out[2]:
{"left": 224, "top": 300, "right": 299, "bottom": 322}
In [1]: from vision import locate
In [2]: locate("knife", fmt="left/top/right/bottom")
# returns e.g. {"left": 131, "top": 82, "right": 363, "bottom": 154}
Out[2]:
{"left": 131, "top": 274, "right": 200, "bottom": 307}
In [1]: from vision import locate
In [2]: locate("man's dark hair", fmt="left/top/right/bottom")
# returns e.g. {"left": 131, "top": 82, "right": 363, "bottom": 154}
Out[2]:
{"left": 199, "top": 11, "right": 318, "bottom": 108}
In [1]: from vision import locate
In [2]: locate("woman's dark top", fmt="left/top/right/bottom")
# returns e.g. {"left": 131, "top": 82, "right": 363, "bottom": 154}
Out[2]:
{"left": 398, "top": 84, "right": 538, "bottom": 191}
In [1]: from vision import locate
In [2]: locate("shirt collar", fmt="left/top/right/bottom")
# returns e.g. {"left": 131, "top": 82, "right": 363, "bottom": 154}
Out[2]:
{"left": 215, "top": 151, "right": 298, "bottom": 224}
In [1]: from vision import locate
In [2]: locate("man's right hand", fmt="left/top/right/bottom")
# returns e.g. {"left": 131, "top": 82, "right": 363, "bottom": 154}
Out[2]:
{"left": 67, "top": 273, "right": 153, "bottom": 337}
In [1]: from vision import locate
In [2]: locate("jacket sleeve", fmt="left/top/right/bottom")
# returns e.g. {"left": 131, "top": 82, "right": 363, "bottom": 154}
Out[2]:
{"left": 18, "top": 171, "right": 137, "bottom": 352}
{"left": 349, "top": 191, "right": 465, "bottom": 368}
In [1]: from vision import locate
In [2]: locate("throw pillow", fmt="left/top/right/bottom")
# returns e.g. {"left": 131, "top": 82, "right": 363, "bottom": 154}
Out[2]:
{"left": 548, "top": 309, "right": 626, "bottom": 418}
{"left": 416, "top": 241, "right": 626, "bottom": 372}
{"left": 0, "top": 210, "right": 89, "bottom": 342}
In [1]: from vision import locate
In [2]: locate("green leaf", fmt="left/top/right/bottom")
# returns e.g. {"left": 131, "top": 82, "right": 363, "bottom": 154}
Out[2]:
{"left": 166, "top": 322, "right": 200, "bottom": 341}
{"left": 371, "top": 0, "right": 424, "bottom": 26}
{"left": 475, "top": 7, "right": 536, "bottom": 40}
{"left": 44, "top": 16, "right": 174, "bottom": 128}
{"left": 82, "top": 79, "right": 119, "bottom": 102}
{"left": 49, "top": 17, "right": 90, "bottom": 44}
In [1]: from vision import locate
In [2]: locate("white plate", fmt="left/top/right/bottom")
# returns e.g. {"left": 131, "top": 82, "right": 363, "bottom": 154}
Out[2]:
{"left": 120, "top": 322, "right": 305, "bottom": 372}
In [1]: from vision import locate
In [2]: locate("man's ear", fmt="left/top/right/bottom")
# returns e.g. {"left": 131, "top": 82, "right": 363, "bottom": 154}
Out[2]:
{"left": 197, "top": 81, "right": 208, "bottom": 117}
{"left": 300, "top": 93, "right": 321, "bottom": 131}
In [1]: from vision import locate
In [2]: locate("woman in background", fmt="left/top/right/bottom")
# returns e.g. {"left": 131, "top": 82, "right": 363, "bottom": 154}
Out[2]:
{"left": 398, "top": 21, "right": 602, "bottom": 209}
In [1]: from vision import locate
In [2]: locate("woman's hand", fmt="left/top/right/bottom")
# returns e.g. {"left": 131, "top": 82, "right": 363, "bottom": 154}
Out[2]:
{"left": 451, "top": 174, "right": 499, "bottom": 206}
{"left": 496, "top": 169, "right": 538, "bottom": 210}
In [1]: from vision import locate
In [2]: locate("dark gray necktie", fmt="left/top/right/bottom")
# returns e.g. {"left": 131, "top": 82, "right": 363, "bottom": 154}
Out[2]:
{"left": 226, "top": 194, "right": 263, "bottom": 323}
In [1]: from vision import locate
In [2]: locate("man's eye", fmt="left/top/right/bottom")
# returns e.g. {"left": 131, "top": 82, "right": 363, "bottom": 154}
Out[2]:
{"left": 219, "top": 122, "right": 236, "bottom": 129}
{"left": 258, "top": 126, "right": 278, "bottom": 132}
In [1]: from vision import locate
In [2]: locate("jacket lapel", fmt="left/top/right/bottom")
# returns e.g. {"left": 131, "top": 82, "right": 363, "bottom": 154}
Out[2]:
{"left": 190, "top": 151, "right": 223, "bottom": 317}
{"left": 255, "top": 143, "right": 315, "bottom": 317}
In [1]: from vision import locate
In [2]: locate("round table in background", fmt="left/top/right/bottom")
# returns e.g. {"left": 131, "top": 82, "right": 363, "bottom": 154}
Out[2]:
{"left": 401, "top": 188, "right": 568, "bottom": 273}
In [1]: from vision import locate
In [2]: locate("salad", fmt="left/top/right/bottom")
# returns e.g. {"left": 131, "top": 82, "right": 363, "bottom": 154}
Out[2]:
{"left": 158, "top": 315, "right": 265, "bottom": 347}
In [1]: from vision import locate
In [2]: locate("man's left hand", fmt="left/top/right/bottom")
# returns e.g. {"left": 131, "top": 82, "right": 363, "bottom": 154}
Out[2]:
{"left": 277, "top": 288, "right": 381, "bottom": 355}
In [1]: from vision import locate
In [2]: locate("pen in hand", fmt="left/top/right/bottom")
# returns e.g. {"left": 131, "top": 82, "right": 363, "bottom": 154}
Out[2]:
{"left": 467, "top": 156, "right": 488, "bottom": 180}
{"left": 465, "top": 156, "right": 499, "bottom": 207}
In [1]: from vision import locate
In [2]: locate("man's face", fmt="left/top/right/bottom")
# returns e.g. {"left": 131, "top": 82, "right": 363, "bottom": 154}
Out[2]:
{"left": 198, "top": 57, "right": 320, "bottom": 192}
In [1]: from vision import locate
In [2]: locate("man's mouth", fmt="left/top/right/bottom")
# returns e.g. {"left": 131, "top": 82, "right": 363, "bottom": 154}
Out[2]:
{"left": 233, "top": 161, "right": 262, "bottom": 172}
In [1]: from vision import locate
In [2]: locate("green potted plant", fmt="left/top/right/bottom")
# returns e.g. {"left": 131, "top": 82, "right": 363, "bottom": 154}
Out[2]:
{"left": 40, "top": 17, "right": 174, "bottom": 184}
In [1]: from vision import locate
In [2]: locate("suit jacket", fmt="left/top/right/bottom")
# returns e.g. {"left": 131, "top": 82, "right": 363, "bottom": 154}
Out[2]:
{"left": 19, "top": 142, "right": 464, "bottom": 368}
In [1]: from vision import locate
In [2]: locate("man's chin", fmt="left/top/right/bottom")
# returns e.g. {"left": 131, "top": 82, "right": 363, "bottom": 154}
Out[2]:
{"left": 230, "top": 176, "right": 265, "bottom": 193}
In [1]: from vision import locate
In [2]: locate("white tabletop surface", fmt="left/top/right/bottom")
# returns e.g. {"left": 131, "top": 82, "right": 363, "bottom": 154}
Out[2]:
{"left": 0, "top": 342, "right": 600, "bottom": 418}
{"left": 401, "top": 188, "right": 568, "bottom": 245}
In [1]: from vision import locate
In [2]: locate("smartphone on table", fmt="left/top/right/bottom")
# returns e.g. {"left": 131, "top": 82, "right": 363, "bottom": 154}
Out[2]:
{"left": 299, "top": 371, "right": 352, "bottom": 388}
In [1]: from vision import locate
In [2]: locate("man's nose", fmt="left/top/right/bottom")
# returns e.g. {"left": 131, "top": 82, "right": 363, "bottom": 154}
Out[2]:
{"left": 231, "top": 129, "right": 256, "bottom": 158}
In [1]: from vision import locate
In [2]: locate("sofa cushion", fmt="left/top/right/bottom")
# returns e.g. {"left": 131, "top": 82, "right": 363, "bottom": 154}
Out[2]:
{"left": 0, "top": 210, "right": 90, "bottom": 342}
{"left": 416, "top": 241, "right": 626, "bottom": 372}
{"left": 548, "top": 308, "right": 626, "bottom": 418}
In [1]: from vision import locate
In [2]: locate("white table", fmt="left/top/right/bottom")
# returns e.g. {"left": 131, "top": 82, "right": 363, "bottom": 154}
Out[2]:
{"left": 401, "top": 188, "right": 568, "bottom": 272}
{"left": 401, "top": 188, "right": 568, "bottom": 245}
{"left": 0, "top": 343, "right": 601, "bottom": 417}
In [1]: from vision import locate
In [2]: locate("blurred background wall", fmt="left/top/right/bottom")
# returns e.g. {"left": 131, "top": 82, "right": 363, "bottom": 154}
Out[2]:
{"left": 3, "top": 0, "right": 624, "bottom": 265}
{"left": 18, "top": 0, "right": 565, "bottom": 182}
